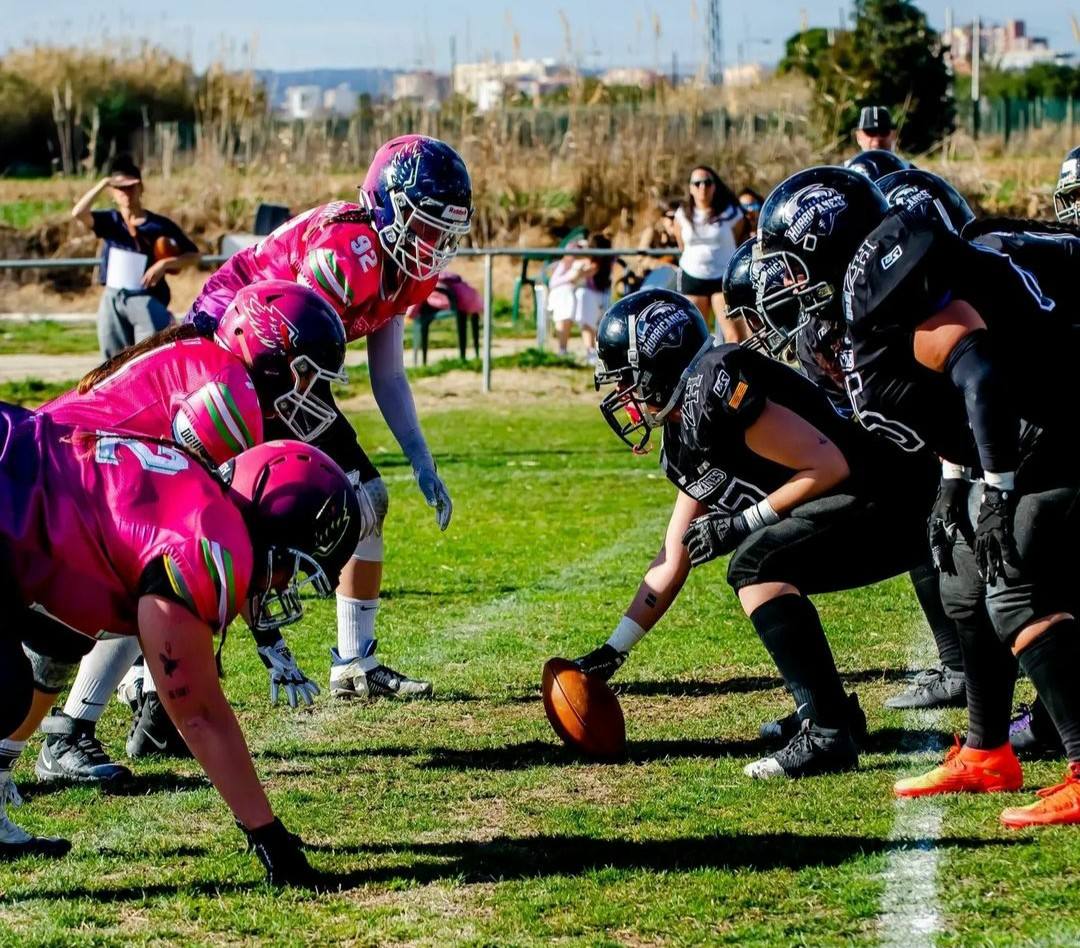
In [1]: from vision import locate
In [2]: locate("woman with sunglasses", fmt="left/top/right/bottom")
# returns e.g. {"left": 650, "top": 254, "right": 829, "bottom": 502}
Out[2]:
{"left": 672, "top": 166, "right": 751, "bottom": 343}
{"left": 71, "top": 154, "right": 200, "bottom": 361}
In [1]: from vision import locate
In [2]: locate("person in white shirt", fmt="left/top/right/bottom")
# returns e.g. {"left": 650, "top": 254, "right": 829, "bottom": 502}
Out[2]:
{"left": 672, "top": 166, "right": 750, "bottom": 343}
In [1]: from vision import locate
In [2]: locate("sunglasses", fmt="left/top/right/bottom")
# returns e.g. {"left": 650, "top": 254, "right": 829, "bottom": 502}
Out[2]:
{"left": 690, "top": 179, "right": 715, "bottom": 188}
{"left": 740, "top": 201, "right": 761, "bottom": 211}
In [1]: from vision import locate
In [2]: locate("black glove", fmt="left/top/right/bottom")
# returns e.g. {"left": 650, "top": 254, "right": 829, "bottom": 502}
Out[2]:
{"left": 681, "top": 511, "right": 752, "bottom": 567}
{"left": 974, "top": 485, "right": 1019, "bottom": 585}
{"left": 240, "top": 818, "right": 314, "bottom": 886}
{"left": 928, "top": 477, "right": 970, "bottom": 575}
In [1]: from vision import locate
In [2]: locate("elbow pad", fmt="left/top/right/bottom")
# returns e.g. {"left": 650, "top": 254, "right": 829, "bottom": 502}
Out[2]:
{"left": 944, "top": 329, "right": 1018, "bottom": 475}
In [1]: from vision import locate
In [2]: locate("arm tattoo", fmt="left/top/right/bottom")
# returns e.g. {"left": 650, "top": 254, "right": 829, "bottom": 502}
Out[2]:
{"left": 160, "top": 642, "right": 180, "bottom": 678}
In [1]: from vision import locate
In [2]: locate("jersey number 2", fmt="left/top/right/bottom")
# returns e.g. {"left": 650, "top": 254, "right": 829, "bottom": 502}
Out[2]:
{"left": 95, "top": 436, "right": 190, "bottom": 475}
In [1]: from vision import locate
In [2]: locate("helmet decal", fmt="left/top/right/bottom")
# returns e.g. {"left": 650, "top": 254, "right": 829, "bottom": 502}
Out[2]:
{"left": 785, "top": 186, "right": 847, "bottom": 251}
{"left": 313, "top": 489, "right": 352, "bottom": 557}
{"left": 635, "top": 301, "right": 688, "bottom": 359}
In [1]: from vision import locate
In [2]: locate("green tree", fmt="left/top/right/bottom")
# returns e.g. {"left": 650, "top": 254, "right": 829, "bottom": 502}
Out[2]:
{"left": 783, "top": 0, "right": 953, "bottom": 153}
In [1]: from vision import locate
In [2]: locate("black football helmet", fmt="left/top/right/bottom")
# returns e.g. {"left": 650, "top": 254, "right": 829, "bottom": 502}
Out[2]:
{"left": 1054, "top": 145, "right": 1080, "bottom": 224}
{"left": 843, "top": 149, "right": 910, "bottom": 182}
{"left": 724, "top": 240, "right": 800, "bottom": 357}
{"left": 877, "top": 169, "right": 975, "bottom": 234}
{"left": 594, "top": 288, "right": 714, "bottom": 453}
{"left": 754, "top": 166, "right": 889, "bottom": 342}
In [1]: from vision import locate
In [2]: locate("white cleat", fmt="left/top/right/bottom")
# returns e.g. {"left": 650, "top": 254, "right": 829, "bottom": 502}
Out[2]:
{"left": 329, "top": 646, "right": 433, "bottom": 699}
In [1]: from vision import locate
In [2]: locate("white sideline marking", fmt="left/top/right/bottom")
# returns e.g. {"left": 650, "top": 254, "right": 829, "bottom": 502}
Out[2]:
{"left": 876, "top": 638, "right": 947, "bottom": 947}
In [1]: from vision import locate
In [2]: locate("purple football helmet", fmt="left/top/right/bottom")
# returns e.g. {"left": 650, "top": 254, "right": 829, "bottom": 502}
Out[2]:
{"left": 359, "top": 135, "right": 473, "bottom": 282}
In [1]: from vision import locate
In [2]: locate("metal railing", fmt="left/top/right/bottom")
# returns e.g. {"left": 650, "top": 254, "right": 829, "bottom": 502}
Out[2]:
{"left": 0, "top": 247, "right": 676, "bottom": 392}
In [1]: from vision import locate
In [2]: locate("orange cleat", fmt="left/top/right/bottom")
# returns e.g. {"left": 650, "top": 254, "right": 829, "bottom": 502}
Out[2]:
{"left": 894, "top": 737, "right": 1023, "bottom": 798}
{"left": 1000, "top": 762, "right": 1080, "bottom": 829}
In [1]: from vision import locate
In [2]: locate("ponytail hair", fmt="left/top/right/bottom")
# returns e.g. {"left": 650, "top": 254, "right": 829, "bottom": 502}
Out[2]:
{"left": 77, "top": 316, "right": 215, "bottom": 394}
{"left": 962, "top": 216, "right": 1080, "bottom": 240}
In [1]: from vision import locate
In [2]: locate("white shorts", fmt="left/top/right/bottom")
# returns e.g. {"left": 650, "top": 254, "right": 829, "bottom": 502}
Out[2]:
{"left": 550, "top": 286, "right": 608, "bottom": 330}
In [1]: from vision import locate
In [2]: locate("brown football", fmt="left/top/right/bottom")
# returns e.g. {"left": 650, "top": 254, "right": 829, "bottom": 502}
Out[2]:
{"left": 542, "top": 657, "right": 626, "bottom": 759}
{"left": 153, "top": 235, "right": 181, "bottom": 261}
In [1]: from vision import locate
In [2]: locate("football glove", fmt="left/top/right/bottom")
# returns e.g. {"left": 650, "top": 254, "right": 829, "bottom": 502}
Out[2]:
{"left": 928, "top": 477, "right": 970, "bottom": 575}
{"left": 681, "top": 511, "right": 753, "bottom": 567}
{"left": 416, "top": 465, "right": 453, "bottom": 531}
{"left": 240, "top": 817, "right": 314, "bottom": 887}
{"left": 257, "top": 638, "right": 320, "bottom": 708}
{"left": 975, "top": 485, "right": 1019, "bottom": 585}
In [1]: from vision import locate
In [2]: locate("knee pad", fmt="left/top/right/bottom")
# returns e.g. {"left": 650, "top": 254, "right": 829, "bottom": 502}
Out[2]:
{"left": 21, "top": 644, "right": 79, "bottom": 695}
{"left": 352, "top": 476, "right": 388, "bottom": 561}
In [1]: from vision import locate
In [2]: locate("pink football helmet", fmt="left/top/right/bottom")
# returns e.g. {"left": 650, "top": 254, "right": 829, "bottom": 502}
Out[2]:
{"left": 216, "top": 280, "right": 347, "bottom": 441}
{"left": 359, "top": 135, "right": 473, "bottom": 282}
{"left": 223, "top": 440, "right": 362, "bottom": 631}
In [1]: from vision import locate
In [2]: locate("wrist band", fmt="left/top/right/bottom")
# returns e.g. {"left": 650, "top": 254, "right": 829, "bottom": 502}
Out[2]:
{"left": 941, "top": 461, "right": 970, "bottom": 480}
{"left": 741, "top": 498, "right": 780, "bottom": 532}
{"left": 984, "top": 470, "right": 1016, "bottom": 491}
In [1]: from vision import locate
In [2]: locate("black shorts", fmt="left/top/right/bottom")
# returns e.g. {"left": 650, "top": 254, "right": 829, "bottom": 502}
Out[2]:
{"left": 268, "top": 409, "right": 380, "bottom": 484}
{"left": 677, "top": 270, "right": 725, "bottom": 297}
{"left": 726, "top": 482, "right": 934, "bottom": 595}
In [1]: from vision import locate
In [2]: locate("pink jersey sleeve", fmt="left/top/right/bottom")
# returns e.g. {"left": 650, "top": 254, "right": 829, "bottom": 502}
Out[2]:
{"left": 172, "top": 365, "right": 264, "bottom": 466}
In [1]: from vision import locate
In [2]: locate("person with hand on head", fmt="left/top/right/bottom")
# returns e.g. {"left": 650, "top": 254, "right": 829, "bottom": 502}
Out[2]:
{"left": 71, "top": 154, "right": 199, "bottom": 360}
{"left": 673, "top": 165, "right": 751, "bottom": 344}
{"left": 0, "top": 416, "right": 361, "bottom": 882}
{"left": 187, "top": 135, "right": 471, "bottom": 701}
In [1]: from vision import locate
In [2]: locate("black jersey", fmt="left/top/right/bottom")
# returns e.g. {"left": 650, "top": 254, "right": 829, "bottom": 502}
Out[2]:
{"left": 795, "top": 317, "right": 852, "bottom": 419}
{"left": 841, "top": 209, "right": 1074, "bottom": 466}
{"left": 971, "top": 229, "right": 1080, "bottom": 320}
{"left": 660, "top": 344, "right": 905, "bottom": 512}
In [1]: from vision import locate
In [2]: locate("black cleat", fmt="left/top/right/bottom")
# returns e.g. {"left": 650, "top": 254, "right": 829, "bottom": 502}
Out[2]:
{"left": 884, "top": 665, "right": 966, "bottom": 710}
{"left": 35, "top": 712, "right": 132, "bottom": 785}
{"left": 745, "top": 718, "right": 859, "bottom": 779}
{"left": 760, "top": 692, "right": 868, "bottom": 746}
{"left": 572, "top": 644, "right": 627, "bottom": 681}
{"left": 0, "top": 774, "right": 71, "bottom": 860}
{"left": 126, "top": 693, "right": 191, "bottom": 759}
{"left": 1010, "top": 701, "right": 1065, "bottom": 760}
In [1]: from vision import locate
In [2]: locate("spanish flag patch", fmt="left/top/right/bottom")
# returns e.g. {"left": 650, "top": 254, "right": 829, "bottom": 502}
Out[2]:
{"left": 728, "top": 380, "right": 749, "bottom": 410}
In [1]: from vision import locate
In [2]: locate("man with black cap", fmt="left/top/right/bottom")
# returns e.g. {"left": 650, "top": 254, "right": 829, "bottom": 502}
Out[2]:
{"left": 71, "top": 154, "right": 200, "bottom": 360}
{"left": 855, "top": 105, "right": 897, "bottom": 153}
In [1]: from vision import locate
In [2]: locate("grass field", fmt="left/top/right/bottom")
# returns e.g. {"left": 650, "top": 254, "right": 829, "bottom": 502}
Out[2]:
{"left": 1, "top": 374, "right": 1078, "bottom": 945}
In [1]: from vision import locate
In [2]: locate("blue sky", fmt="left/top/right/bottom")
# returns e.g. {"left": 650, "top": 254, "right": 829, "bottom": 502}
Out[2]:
{"left": 1, "top": 1, "right": 1074, "bottom": 72}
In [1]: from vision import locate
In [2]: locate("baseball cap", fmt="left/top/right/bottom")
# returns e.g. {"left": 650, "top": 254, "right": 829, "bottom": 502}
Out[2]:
{"left": 107, "top": 153, "right": 142, "bottom": 186}
{"left": 857, "top": 106, "right": 893, "bottom": 134}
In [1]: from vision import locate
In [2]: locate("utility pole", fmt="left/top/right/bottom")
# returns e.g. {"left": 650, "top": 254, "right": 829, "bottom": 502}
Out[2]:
{"left": 706, "top": 0, "right": 723, "bottom": 86}
{"left": 972, "top": 14, "right": 981, "bottom": 139}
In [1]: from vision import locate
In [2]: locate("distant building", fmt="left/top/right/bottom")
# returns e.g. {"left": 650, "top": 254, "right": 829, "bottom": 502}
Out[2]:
{"left": 453, "top": 59, "right": 573, "bottom": 110}
{"left": 945, "top": 19, "right": 1069, "bottom": 73}
{"left": 722, "top": 63, "right": 766, "bottom": 87}
{"left": 600, "top": 67, "right": 660, "bottom": 89}
{"left": 323, "top": 83, "right": 358, "bottom": 117}
{"left": 283, "top": 85, "right": 323, "bottom": 119}
{"left": 393, "top": 71, "right": 449, "bottom": 108}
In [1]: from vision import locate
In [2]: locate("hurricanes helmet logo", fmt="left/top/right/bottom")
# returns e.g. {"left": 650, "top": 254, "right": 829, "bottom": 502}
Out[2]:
{"left": 1059, "top": 157, "right": 1079, "bottom": 187}
{"left": 636, "top": 301, "right": 687, "bottom": 358}
{"left": 785, "top": 186, "right": 847, "bottom": 252}
{"left": 889, "top": 185, "right": 931, "bottom": 211}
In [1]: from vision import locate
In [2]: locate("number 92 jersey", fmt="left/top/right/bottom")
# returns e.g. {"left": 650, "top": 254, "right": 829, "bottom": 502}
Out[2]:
{"left": 0, "top": 407, "right": 253, "bottom": 641}
{"left": 841, "top": 209, "right": 1074, "bottom": 466}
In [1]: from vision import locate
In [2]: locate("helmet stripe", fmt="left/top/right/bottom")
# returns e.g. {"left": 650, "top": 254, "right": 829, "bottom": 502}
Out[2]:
{"left": 216, "top": 383, "right": 255, "bottom": 449}
{"left": 199, "top": 385, "right": 244, "bottom": 456}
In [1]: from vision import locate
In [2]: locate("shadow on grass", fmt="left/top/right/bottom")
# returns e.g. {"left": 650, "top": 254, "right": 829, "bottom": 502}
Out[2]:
{"left": 11, "top": 831, "right": 1025, "bottom": 902}
{"left": 17, "top": 772, "right": 210, "bottom": 802}
{"left": 608, "top": 667, "right": 912, "bottom": 700}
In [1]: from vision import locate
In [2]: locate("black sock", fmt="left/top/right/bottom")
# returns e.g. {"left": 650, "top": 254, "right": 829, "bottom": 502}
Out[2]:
{"left": 955, "top": 611, "right": 1016, "bottom": 748}
{"left": 908, "top": 561, "right": 963, "bottom": 671}
{"left": 749, "top": 594, "right": 848, "bottom": 729}
{"left": 1018, "top": 619, "right": 1080, "bottom": 761}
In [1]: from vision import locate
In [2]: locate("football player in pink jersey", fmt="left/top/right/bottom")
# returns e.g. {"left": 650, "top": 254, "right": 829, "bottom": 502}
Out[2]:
{"left": 0, "top": 412, "right": 361, "bottom": 881}
{"left": 189, "top": 135, "right": 473, "bottom": 700}
{"left": 28, "top": 280, "right": 362, "bottom": 787}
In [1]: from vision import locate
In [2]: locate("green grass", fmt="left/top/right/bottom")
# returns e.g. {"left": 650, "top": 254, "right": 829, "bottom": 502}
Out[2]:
{"left": 1, "top": 385, "right": 1076, "bottom": 944}
{"left": 0, "top": 199, "right": 68, "bottom": 230}
{"left": 0, "top": 320, "right": 100, "bottom": 355}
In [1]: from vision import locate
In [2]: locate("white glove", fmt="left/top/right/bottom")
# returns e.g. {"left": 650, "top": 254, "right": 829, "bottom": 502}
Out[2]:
{"left": 257, "top": 638, "right": 320, "bottom": 708}
{"left": 416, "top": 465, "right": 453, "bottom": 531}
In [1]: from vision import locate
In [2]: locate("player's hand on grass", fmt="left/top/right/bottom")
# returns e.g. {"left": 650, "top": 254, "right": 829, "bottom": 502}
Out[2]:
{"left": 416, "top": 465, "right": 453, "bottom": 531}
{"left": 240, "top": 818, "right": 315, "bottom": 886}
{"left": 928, "top": 476, "right": 969, "bottom": 575}
{"left": 975, "top": 484, "right": 1019, "bottom": 585}
{"left": 681, "top": 511, "right": 752, "bottom": 567}
{"left": 257, "top": 638, "right": 320, "bottom": 708}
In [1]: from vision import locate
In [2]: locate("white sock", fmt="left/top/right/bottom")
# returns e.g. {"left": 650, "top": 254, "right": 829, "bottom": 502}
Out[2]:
{"left": 336, "top": 594, "right": 379, "bottom": 661}
{"left": 62, "top": 637, "right": 143, "bottom": 724}
{"left": 0, "top": 739, "right": 27, "bottom": 773}
{"left": 606, "top": 616, "right": 648, "bottom": 654}
{"left": 142, "top": 663, "right": 157, "bottom": 695}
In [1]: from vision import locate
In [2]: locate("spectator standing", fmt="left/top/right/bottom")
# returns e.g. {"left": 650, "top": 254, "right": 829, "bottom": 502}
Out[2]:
{"left": 738, "top": 188, "right": 765, "bottom": 241}
{"left": 549, "top": 233, "right": 613, "bottom": 365}
{"left": 71, "top": 154, "right": 199, "bottom": 360}
{"left": 855, "top": 106, "right": 897, "bottom": 152}
{"left": 673, "top": 165, "right": 750, "bottom": 343}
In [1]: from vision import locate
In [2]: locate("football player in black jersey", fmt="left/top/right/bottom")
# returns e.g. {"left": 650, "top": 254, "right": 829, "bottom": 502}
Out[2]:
{"left": 755, "top": 165, "right": 1080, "bottom": 827}
{"left": 575, "top": 287, "right": 939, "bottom": 779}
{"left": 727, "top": 238, "right": 966, "bottom": 712}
